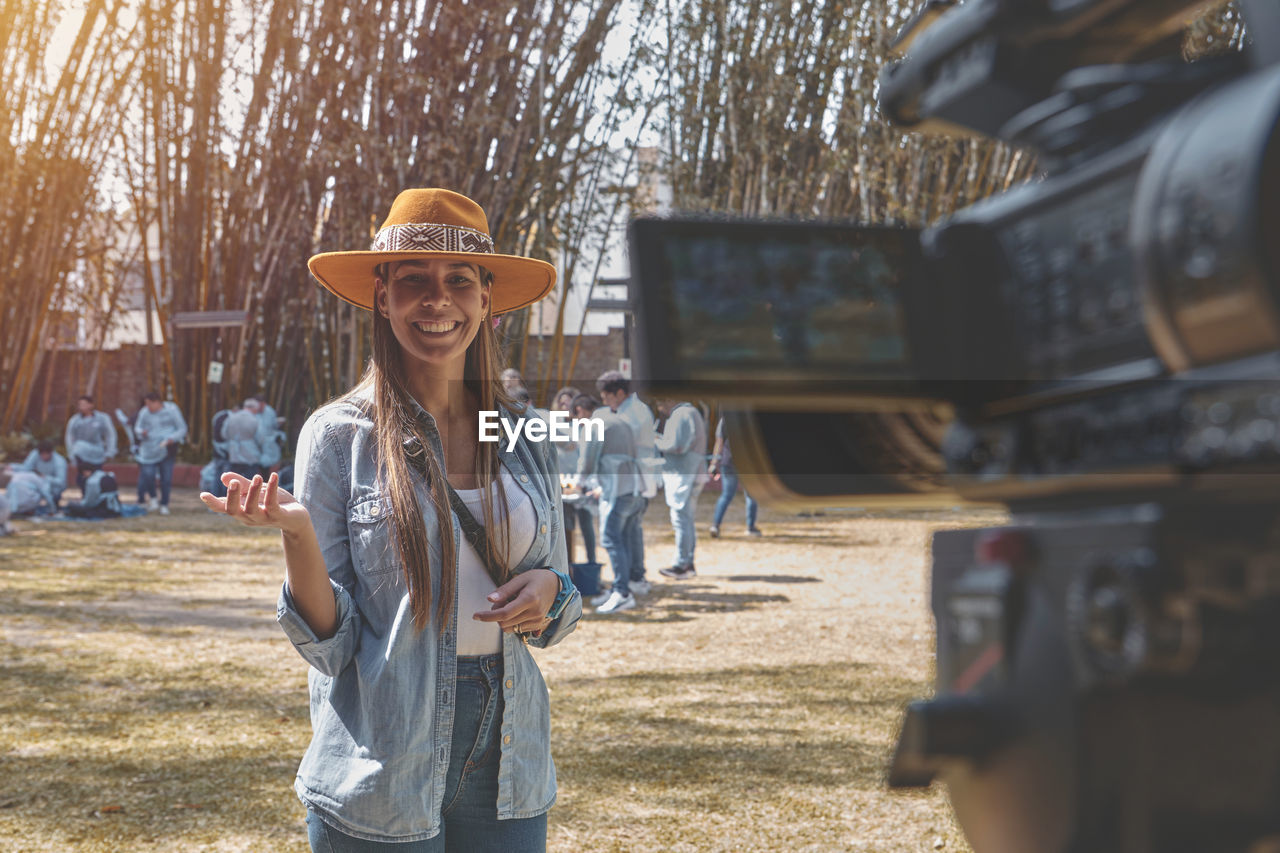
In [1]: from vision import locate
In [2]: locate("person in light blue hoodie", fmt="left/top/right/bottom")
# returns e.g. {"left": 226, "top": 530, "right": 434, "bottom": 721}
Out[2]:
{"left": 64, "top": 394, "right": 117, "bottom": 494}
{"left": 20, "top": 440, "right": 68, "bottom": 508}
{"left": 199, "top": 188, "right": 579, "bottom": 853}
{"left": 250, "top": 395, "right": 287, "bottom": 471}
{"left": 573, "top": 394, "right": 643, "bottom": 614}
{"left": 3, "top": 467, "right": 55, "bottom": 516}
{"left": 134, "top": 391, "right": 188, "bottom": 514}
{"left": 596, "top": 371, "right": 658, "bottom": 595}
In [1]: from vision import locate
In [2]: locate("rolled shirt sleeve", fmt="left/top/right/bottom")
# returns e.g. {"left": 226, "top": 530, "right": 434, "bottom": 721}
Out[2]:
{"left": 276, "top": 577, "right": 360, "bottom": 674}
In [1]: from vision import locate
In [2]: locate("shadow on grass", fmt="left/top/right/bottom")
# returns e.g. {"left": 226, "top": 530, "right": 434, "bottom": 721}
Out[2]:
{"left": 0, "top": 590, "right": 279, "bottom": 635}
{"left": 552, "top": 662, "right": 926, "bottom": 820}
{"left": 723, "top": 574, "right": 822, "bottom": 584}
{"left": 0, "top": 647, "right": 304, "bottom": 723}
{"left": 723, "top": 532, "right": 885, "bottom": 548}
{"left": 588, "top": 582, "right": 790, "bottom": 624}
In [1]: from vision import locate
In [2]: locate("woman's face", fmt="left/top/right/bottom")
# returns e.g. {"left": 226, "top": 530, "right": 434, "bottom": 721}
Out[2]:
{"left": 375, "top": 259, "right": 490, "bottom": 374}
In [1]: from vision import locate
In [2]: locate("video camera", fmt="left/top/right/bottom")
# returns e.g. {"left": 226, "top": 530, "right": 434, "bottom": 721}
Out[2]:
{"left": 627, "top": 0, "right": 1280, "bottom": 849}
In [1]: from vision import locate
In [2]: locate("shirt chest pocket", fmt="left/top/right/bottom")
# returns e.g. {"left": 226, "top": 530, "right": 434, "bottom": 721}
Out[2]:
{"left": 348, "top": 495, "right": 400, "bottom": 577}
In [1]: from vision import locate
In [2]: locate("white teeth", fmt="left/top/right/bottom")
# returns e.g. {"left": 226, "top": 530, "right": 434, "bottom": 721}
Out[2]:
{"left": 414, "top": 320, "right": 459, "bottom": 334}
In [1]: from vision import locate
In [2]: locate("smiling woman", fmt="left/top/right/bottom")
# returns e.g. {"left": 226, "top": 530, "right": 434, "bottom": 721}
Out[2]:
{"left": 377, "top": 259, "right": 492, "bottom": 383}
{"left": 198, "top": 188, "right": 580, "bottom": 852}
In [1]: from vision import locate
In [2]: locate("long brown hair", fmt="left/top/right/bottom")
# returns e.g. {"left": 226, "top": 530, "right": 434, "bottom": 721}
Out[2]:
{"left": 344, "top": 263, "right": 519, "bottom": 632}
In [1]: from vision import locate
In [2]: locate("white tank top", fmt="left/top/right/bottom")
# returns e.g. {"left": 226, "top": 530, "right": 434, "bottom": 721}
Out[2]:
{"left": 453, "top": 467, "right": 537, "bottom": 655}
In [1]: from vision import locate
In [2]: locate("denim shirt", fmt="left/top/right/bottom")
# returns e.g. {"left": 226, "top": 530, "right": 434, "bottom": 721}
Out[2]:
{"left": 275, "top": 394, "right": 582, "bottom": 843}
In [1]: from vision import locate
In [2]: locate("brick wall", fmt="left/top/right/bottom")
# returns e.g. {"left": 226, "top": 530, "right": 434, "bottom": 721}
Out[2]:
{"left": 22, "top": 331, "right": 638, "bottom": 433}
{"left": 515, "top": 331, "right": 634, "bottom": 407}
{"left": 24, "top": 344, "right": 162, "bottom": 429}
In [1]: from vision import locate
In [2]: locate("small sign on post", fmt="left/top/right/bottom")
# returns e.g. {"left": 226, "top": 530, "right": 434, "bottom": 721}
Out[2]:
{"left": 207, "top": 361, "right": 224, "bottom": 384}
{"left": 618, "top": 358, "right": 632, "bottom": 379}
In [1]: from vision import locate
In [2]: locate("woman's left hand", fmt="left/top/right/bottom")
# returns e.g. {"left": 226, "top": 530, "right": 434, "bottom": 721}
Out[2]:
{"left": 473, "top": 569, "right": 562, "bottom": 637}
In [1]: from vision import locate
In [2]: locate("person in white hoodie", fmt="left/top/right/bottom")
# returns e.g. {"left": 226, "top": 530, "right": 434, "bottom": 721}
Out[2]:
{"left": 654, "top": 398, "right": 708, "bottom": 580}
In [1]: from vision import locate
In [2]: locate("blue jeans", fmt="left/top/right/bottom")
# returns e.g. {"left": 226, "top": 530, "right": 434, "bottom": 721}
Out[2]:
{"left": 626, "top": 496, "right": 648, "bottom": 582}
{"left": 713, "top": 465, "right": 758, "bottom": 530}
{"left": 601, "top": 493, "right": 646, "bottom": 596}
{"left": 563, "top": 504, "right": 596, "bottom": 564}
{"left": 138, "top": 455, "right": 176, "bottom": 506}
{"left": 305, "top": 655, "right": 546, "bottom": 852}
{"left": 669, "top": 491, "right": 700, "bottom": 567}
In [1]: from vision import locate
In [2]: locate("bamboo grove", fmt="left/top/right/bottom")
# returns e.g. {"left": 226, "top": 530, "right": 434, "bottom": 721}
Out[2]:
{"left": 1, "top": 0, "right": 653, "bottom": 443}
{"left": 0, "top": 0, "right": 1243, "bottom": 447}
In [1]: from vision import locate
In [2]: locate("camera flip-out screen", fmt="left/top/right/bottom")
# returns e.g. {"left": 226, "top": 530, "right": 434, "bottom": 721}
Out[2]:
{"left": 629, "top": 217, "right": 927, "bottom": 402}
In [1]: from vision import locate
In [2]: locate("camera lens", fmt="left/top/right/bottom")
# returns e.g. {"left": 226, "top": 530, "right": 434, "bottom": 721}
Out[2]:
{"left": 1132, "top": 65, "right": 1280, "bottom": 371}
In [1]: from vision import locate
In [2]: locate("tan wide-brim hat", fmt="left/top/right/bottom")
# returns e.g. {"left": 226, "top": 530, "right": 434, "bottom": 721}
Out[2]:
{"left": 308, "top": 188, "right": 557, "bottom": 315}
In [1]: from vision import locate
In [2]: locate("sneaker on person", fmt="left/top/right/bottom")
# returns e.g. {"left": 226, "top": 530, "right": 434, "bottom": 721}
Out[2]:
{"left": 147, "top": 496, "right": 159, "bottom": 511}
{"left": 590, "top": 590, "right": 613, "bottom": 607}
{"left": 748, "top": 527, "right": 763, "bottom": 537}
{"left": 595, "top": 590, "right": 636, "bottom": 614}
{"left": 159, "top": 505, "right": 171, "bottom": 516}
{"left": 659, "top": 564, "right": 696, "bottom": 580}
{"left": 630, "top": 579, "right": 652, "bottom": 595}
{"left": 709, "top": 526, "right": 720, "bottom": 538}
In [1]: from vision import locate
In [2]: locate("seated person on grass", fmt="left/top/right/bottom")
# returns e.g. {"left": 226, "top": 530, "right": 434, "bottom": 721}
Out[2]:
{"left": 19, "top": 440, "right": 68, "bottom": 508}
{"left": 63, "top": 469, "right": 124, "bottom": 519}
{"left": 2, "top": 467, "right": 56, "bottom": 518}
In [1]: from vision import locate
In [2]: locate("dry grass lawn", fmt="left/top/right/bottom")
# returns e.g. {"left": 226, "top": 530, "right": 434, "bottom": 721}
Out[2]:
{"left": 0, "top": 489, "right": 1005, "bottom": 852}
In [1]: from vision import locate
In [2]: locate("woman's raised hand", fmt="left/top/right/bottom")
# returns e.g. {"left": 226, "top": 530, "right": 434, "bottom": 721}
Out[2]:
{"left": 200, "top": 471, "right": 310, "bottom": 534}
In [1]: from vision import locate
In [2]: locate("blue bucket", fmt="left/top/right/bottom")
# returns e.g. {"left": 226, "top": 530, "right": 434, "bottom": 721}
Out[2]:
{"left": 570, "top": 562, "right": 601, "bottom": 597}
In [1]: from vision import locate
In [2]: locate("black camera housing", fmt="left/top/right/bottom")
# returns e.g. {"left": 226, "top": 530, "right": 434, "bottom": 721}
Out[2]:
{"left": 627, "top": 1, "right": 1280, "bottom": 849}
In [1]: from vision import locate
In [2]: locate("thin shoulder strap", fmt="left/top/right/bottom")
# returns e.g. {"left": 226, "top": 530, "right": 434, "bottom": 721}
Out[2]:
{"left": 402, "top": 432, "right": 502, "bottom": 579}
{"left": 444, "top": 483, "right": 490, "bottom": 561}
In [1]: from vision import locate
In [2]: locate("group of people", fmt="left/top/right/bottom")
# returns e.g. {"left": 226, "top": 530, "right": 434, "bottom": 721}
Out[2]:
{"left": 203, "top": 396, "right": 289, "bottom": 497}
{"left": 61, "top": 390, "right": 189, "bottom": 515}
{"left": 496, "top": 366, "right": 759, "bottom": 616}
{"left": 1, "top": 392, "right": 190, "bottom": 529}
{"left": 2, "top": 388, "right": 293, "bottom": 531}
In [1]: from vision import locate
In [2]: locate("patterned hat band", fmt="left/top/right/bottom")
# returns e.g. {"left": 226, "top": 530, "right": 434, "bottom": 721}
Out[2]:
{"left": 371, "top": 221, "right": 495, "bottom": 254}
